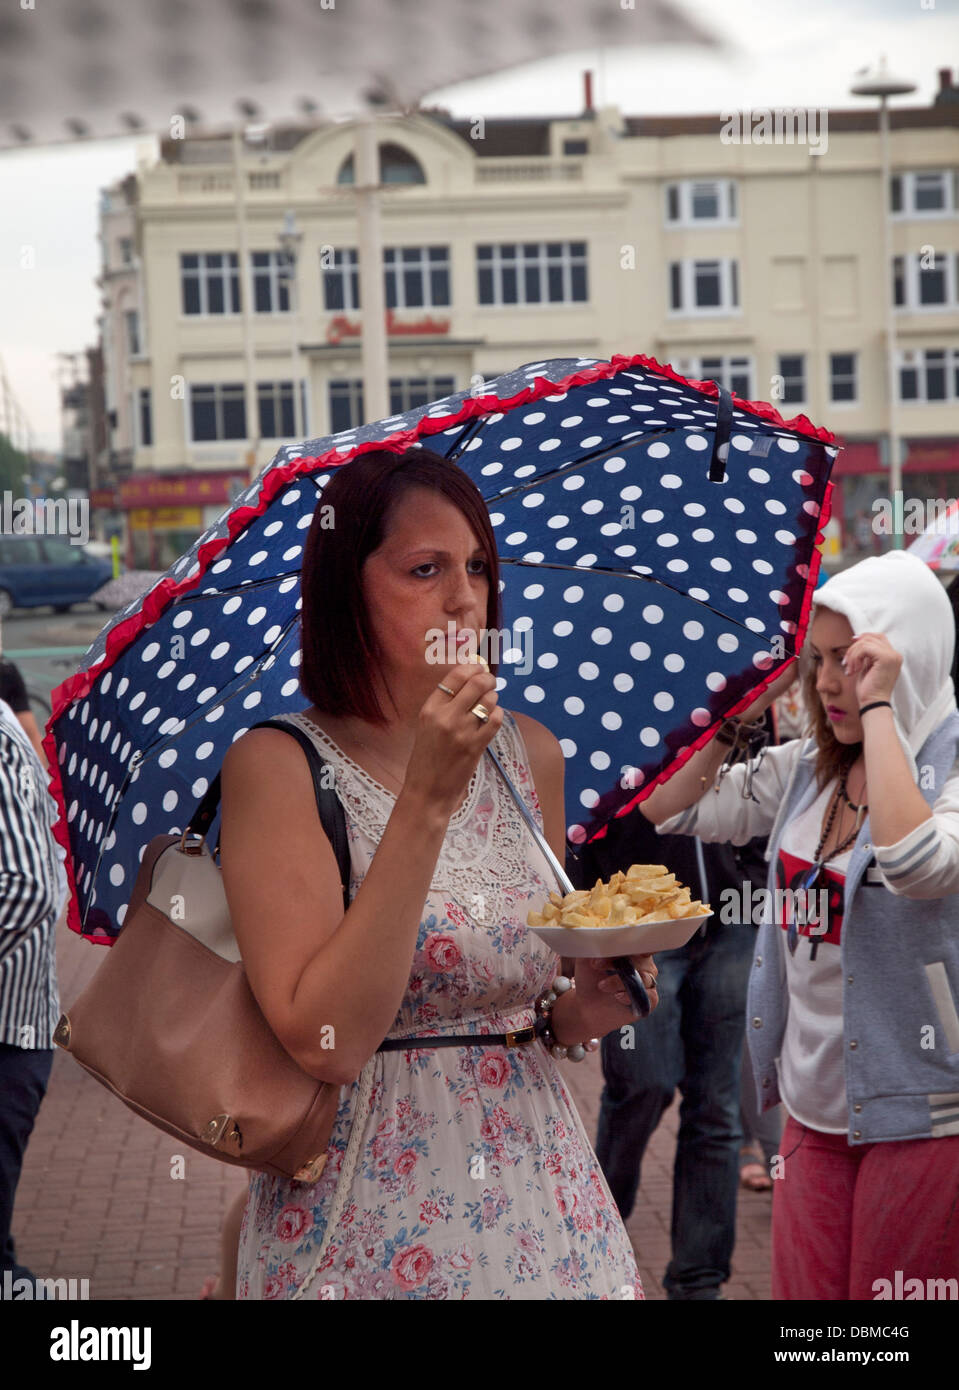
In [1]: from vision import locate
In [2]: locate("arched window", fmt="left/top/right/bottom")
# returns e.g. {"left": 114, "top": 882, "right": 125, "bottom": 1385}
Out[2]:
{"left": 336, "top": 143, "right": 426, "bottom": 186}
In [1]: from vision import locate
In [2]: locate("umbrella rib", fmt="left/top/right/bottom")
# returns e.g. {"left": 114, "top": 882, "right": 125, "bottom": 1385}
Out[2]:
{"left": 499, "top": 558, "right": 794, "bottom": 647}
{"left": 170, "top": 569, "right": 303, "bottom": 602}
{"left": 482, "top": 427, "right": 711, "bottom": 503}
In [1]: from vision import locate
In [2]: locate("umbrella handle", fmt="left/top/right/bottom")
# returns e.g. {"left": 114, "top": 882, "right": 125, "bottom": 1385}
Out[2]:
{"left": 612, "top": 957, "right": 652, "bottom": 1019}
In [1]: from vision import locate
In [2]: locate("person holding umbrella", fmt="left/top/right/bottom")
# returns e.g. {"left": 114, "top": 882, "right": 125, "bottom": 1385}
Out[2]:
{"left": 641, "top": 550, "right": 959, "bottom": 1298}
{"left": 219, "top": 446, "right": 657, "bottom": 1300}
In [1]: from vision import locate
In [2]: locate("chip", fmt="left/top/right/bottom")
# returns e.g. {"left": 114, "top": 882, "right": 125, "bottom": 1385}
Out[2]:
{"left": 526, "top": 864, "right": 710, "bottom": 929}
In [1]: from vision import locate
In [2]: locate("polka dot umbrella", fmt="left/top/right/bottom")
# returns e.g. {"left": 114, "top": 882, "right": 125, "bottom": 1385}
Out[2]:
{"left": 46, "top": 353, "right": 837, "bottom": 945}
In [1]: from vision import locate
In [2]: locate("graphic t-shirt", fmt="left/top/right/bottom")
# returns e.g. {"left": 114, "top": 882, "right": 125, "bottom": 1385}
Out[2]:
{"left": 775, "top": 778, "right": 854, "bottom": 1134}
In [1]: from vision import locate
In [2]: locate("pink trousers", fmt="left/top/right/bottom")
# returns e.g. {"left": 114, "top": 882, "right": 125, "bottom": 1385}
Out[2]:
{"left": 771, "top": 1114, "right": 959, "bottom": 1300}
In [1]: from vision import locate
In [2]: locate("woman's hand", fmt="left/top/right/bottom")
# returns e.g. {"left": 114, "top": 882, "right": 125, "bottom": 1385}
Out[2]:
{"left": 569, "top": 954, "right": 659, "bottom": 1038}
{"left": 402, "top": 659, "right": 504, "bottom": 818}
{"left": 735, "top": 661, "right": 798, "bottom": 725}
{"left": 842, "top": 632, "right": 902, "bottom": 707}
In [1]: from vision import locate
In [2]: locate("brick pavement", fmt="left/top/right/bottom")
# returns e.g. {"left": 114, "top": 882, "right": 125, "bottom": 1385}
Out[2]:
{"left": 12, "top": 909, "right": 773, "bottom": 1300}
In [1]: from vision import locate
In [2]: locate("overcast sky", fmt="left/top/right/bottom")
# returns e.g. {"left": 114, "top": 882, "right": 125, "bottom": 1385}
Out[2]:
{"left": 0, "top": 0, "right": 955, "bottom": 453}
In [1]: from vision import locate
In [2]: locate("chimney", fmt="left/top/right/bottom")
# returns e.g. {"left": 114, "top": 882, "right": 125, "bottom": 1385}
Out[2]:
{"left": 583, "top": 70, "right": 594, "bottom": 114}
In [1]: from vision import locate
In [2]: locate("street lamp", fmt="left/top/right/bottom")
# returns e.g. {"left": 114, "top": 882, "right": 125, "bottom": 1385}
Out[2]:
{"left": 850, "top": 57, "right": 917, "bottom": 551}
{"left": 278, "top": 210, "right": 305, "bottom": 443}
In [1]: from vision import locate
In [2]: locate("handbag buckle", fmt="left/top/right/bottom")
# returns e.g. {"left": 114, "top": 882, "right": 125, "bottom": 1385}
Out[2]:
{"left": 203, "top": 1114, "right": 242, "bottom": 1150}
{"left": 293, "top": 1154, "right": 328, "bottom": 1183}
{"left": 53, "top": 1014, "right": 71, "bottom": 1048}
{"left": 504, "top": 1026, "right": 535, "bottom": 1047}
{"left": 179, "top": 831, "right": 207, "bottom": 856}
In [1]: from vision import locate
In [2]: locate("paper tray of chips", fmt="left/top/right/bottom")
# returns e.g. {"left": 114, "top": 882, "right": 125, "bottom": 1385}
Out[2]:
{"left": 529, "top": 913, "right": 711, "bottom": 958}
{"left": 525, "top": 864, "right": 712, "bottom": 959}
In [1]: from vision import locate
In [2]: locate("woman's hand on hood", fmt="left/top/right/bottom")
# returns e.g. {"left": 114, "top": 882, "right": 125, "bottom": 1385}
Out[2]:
{"left": 842, "top": 632, "right": 903, "bottom": 707}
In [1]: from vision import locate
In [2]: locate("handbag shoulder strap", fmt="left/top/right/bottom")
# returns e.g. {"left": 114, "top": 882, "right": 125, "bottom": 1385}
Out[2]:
{"left": 187, "top": 717, "right": 352, "bottom": 910}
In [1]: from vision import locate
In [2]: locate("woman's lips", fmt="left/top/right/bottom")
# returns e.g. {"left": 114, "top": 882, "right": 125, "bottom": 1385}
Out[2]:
{"left": 827, "top": 706, "right": 846, "bottom": 720}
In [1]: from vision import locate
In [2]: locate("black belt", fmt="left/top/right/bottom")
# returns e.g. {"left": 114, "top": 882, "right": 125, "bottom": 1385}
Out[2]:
{"left": 377, "top": 1020, "right": 544, "bottom": 1051}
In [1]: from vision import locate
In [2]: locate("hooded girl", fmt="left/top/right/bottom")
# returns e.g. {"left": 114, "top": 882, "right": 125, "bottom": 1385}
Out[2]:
{"left": 641, "top": 550, "right": 959, "bottom": 1300}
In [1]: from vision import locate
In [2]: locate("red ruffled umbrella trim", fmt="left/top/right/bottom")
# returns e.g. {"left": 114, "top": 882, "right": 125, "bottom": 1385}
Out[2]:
{"left": 43, "top": 352, "right": 837, "bottom": 941}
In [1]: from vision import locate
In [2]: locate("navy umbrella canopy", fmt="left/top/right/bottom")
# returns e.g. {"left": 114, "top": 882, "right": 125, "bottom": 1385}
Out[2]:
{"left": 46, "top": 353, "right": 837, "bottom": 943}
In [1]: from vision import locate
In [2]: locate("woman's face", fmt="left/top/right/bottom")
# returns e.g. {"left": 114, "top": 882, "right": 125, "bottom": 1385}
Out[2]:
{"left": 360, "top": 486, "right": 491, "bottom": 709}
{"left": 808, "top": 607, "right": 862, "bottom": 744}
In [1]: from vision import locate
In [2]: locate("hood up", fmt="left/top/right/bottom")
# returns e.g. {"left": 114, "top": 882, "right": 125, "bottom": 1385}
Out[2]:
{"left": 812, "top": 550, "right": 957, "bottom": 771}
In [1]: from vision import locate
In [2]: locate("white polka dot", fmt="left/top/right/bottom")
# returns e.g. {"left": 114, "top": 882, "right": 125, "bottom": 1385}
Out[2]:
{"left": 630, "top": 641, "right": 651, "bottom": 661}
{"left": 777, "top": 437, "right": 800, "bottom": 453}
{"left": 724, "top": 498, "right": 745, "bottom": 515}
{"left": 590, "top": 751, "right": 611, "bottom": 771}
{"left": 141, "top": 642, "right": 160, "bottom": 662}
{"left": 728, "top": 588, "right": 750, "bottom": 603}
{"left": 765, "top": 499, "right": 787, "bottom": 516}
{"left": 565, "top": 696, "right": 585, "bottom": 715}
{"left": 653, "top": 692, "right": 674, "bottom": 712}
{"left": 601, "top": 711, "right": 623, "bottom": 730}
{"left": 562, "top": 476, "right": 585, "bottom": 491}
{"left": 656, "top": 533, "right": 679, "bottom": 548}
{"left": 776, "top": 530, "right": 796, "bottom": 545}
{"left": 745, "top": 617, "right": 767, "bottom": 634}
{"left": 579, "top": 662, "right": 600, "bottom": 680}
{"left": 640, "top": 727, "right": 660, "bottom": 747}
{"left": 109, "top": 864, "right": 125, "bottom": 886}
{"left": 683, "top": 621, "right": 704, "bottom": 640}
{"left": 579, "top": 788, "right": 600, "bottom": 809}
{"left": 591, "top": 627, "right": 613, "bottom": 645}
{"left": 691, "top": 528, "right": 714, "bottom": 543}
{"left": 706, "top": 672, "right": 727, "bottom": 692}
{"left": 689, "top": 587, "right": 710, "bottom": 602}
{"left": 158, "top": 749, "right": 177, "bottom": 769}
{"left": 524, "top": 584, "right": 545, "bottom": 600}
{"left": 686, "top": 434, "right": 709, "bottom": 451}
{"left": 748, "top": 468, "right": 770, "bottom": 484}
{"left": 553, "top": 621, "right": 573, "bottom": 637}
{"left": 736, "top": 529, "right": 757, "bottom": 544}
{"left": 641, "top": 509, "right": 664, "bottom": 524}
{"left": 642, "top": 605, "right": 663, "bottom": 624}
{"left": 131, "top": 802, "right": 147, "bottom": 825}
{"left": 732, "top": 434, "right": 754, "bottom": 451}
{"left": 664, "top": 653, "right": 685, "bottom": 672}
{"left": 560, "top": 738, "right": 578, "bottom": 757}
{"left": 711, "top": 557, "right": 732, "bottom": 573}
{"left": 613, "top": 672, "right": 634, "bottom": 692}
{"left": 753, "top": 559, "right": 774, "bottom": 575}
{"left": 691, "top": 708, "right": 711, "bottom": 727}
{"left": 660, "top": 474, "right": 682, "bottom": 489}
{"left": 648, "top": 442, "right": 670, "bottom": 459}
{"left": 563, "top": 586, "right": 584, "bottom": 603}
{"left": 223, "top": 597, "right": 242, "bottom": 615}
{"left": 129, "top": 691, "right": 146, "bottom": 711}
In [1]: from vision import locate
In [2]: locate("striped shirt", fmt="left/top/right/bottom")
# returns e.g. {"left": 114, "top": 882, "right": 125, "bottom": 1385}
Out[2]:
{"left": 0, "top": 699, "right": 63, "bottom": 1049}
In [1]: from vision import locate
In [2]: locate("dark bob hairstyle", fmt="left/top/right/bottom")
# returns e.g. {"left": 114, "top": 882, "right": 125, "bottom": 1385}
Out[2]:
{"left": 299, "top": 445, "right": 502, "bottom": 726}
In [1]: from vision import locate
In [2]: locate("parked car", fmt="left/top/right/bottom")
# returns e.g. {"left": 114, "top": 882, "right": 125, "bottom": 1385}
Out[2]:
{"left": 0, "top": 533, "right": 114, "bottom": 617}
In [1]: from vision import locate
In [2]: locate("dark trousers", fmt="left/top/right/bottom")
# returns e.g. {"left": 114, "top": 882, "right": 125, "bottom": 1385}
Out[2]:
{"left": 0, "top": 1042, "right": 53, "bottom": 1280}
{"left": 595, "top": 919, "right": 755, "bottom": 1298}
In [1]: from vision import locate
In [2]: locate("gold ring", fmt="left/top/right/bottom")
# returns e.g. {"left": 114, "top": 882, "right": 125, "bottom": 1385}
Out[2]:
{"left": 437, "top": 683, "right": 455, "bottom": 696}
{"left": 471, "top": 702, "right": 490, "bottom": 723}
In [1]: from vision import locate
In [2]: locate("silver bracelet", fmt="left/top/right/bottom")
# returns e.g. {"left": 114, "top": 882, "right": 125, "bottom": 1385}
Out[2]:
{"left": 535, "top": 976, "right": 601, "bottom": 1062}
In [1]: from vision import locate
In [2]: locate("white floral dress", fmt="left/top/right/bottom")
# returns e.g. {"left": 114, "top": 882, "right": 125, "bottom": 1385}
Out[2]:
{"left": 235, "top": 709, "right": 644, "bottom": 1300}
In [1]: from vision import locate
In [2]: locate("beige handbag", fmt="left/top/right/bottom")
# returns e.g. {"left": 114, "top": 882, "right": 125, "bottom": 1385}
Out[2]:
{"left": 54, "top": 716, "right": 352, "bottom": 1183}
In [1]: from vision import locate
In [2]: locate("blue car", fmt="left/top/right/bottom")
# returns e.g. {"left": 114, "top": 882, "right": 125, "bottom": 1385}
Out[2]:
{"left": 0, "top": 534, "right": 114, "bottom": 617}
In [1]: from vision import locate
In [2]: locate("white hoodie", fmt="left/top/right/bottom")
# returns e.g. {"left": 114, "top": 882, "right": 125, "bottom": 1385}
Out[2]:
{"left": 660, "top": 550, "right": 959, "bottom": 902}
{"left": 813, "top": 549, "right": 958, "bottom": 775}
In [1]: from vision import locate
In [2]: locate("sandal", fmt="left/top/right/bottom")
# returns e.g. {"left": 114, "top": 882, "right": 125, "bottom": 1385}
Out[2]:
{"left": 739, "top": 1161, "right": 772, "bottom": 1192}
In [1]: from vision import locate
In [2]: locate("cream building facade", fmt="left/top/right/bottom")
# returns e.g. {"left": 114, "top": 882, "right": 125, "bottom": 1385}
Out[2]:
{"left": 99, "top": 73, "right": 959, "bottom": 567}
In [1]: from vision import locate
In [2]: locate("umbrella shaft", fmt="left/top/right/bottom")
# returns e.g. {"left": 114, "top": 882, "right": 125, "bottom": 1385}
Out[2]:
{"left": 483, "top": 747, "right": 575, "bottom": 895}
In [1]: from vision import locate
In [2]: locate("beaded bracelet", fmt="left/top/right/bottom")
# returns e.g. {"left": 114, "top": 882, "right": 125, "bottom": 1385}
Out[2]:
{"left": 535, "top": 976, "right": 601, "bottom": 1062}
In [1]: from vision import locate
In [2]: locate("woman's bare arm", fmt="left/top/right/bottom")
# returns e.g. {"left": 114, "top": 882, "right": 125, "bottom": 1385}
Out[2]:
{"left": 220, "top": 664, "right": 503, "bottom": 1084}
